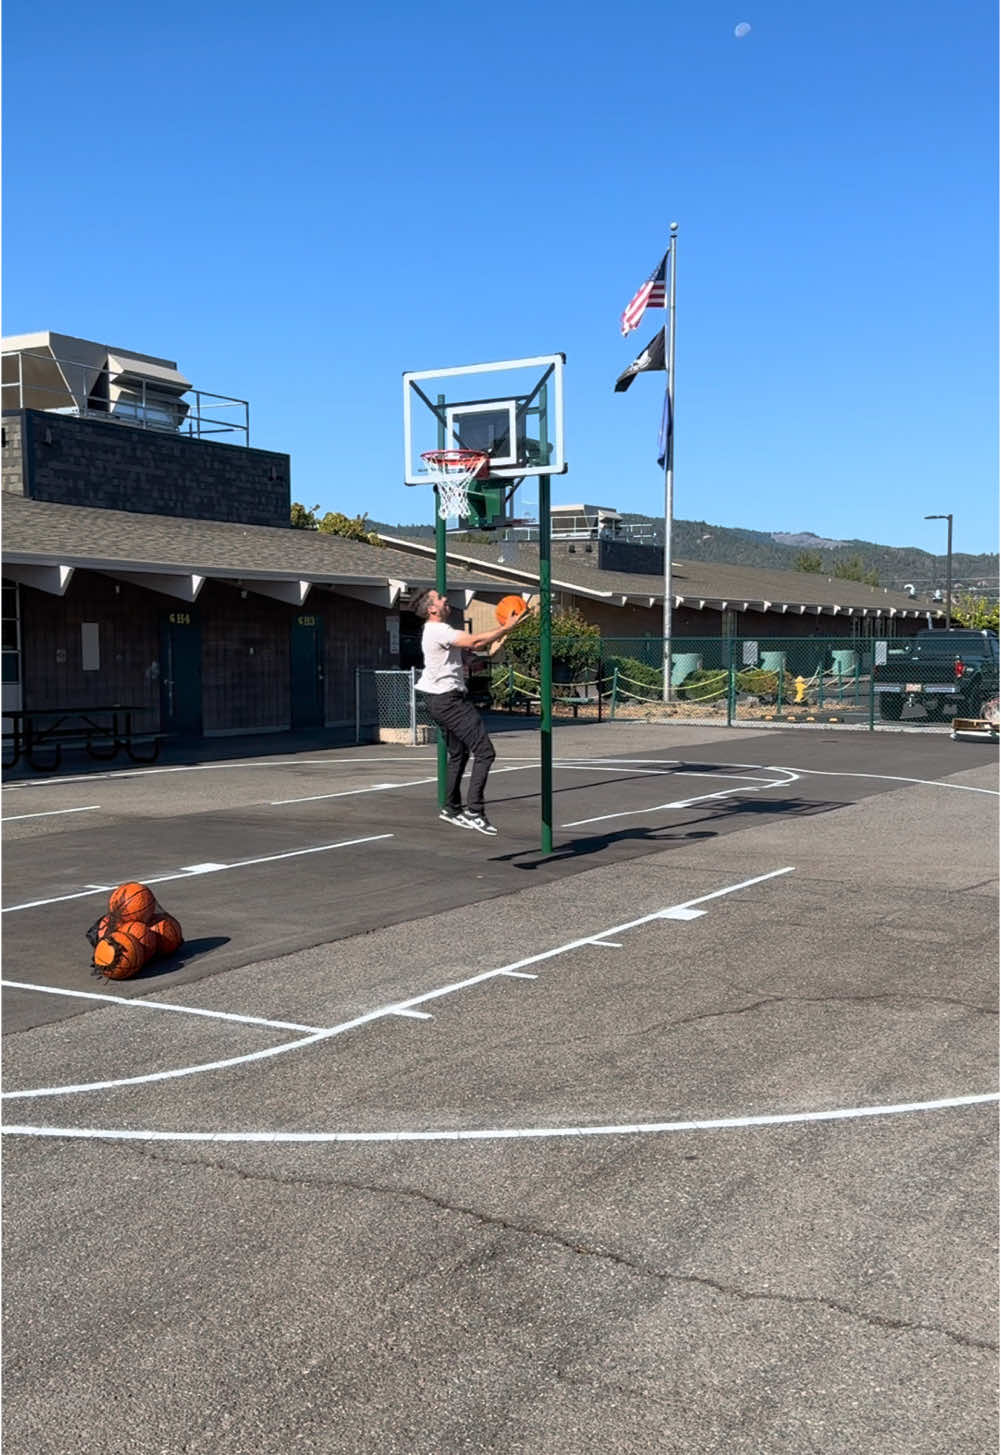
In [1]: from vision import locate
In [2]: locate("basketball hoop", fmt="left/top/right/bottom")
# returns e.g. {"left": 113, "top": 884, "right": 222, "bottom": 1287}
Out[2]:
{"left": 420, "top": 449, "right": 490, "bottom": 521}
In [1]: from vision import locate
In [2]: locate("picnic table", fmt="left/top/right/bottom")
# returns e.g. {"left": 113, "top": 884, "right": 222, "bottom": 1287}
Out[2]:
{"left": 2, "top": 705, "right": 161, "bottom": 773}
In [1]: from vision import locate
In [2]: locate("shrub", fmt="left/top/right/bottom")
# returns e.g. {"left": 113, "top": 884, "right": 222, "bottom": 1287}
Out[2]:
{"left": 736, "top": 669, "right": 778, "bottom": 700}
{"left": 489, "top": 666, "right": 517, "bottom": 708}
{"left": 605, "top": 656, "right": 662, "bottom": 697}
{"left": 504, "top": 606, "right": 601, "bottom": 683}
{"left": 678, "top": 668, "right": 728, "bottom": 702}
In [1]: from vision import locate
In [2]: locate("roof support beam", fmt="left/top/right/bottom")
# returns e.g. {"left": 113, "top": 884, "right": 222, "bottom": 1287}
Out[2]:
{"left": 2, "top": 563, "right": 75, "bottom": 596}
{"left": 108, "top": 571, "right": 205, "bottom": 602}
{"left": 336, "top": 583, "right": 400, "bottom": 608}
{"left": 242, "top": 579, "right": 312, "bottom": 606}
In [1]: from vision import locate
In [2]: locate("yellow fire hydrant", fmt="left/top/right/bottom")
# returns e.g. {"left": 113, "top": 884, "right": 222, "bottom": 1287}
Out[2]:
{"left": 794, "top": 676, "right": 808, "bottom": 703}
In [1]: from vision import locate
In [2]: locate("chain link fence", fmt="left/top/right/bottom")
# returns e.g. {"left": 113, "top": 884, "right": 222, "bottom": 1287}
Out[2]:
{"left": 355, "top": 669, "right": 435, "bottom": 745}
{"left": 484, "top": 634, "right": 999, "bottom": 732}
{"left": 356, "top": 638, "right": 998, "bottom": 739}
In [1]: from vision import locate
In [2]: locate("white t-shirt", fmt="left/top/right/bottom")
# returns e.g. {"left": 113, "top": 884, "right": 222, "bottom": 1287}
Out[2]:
{"left": 416, "top": 621, "right": 465, "bottom": 694}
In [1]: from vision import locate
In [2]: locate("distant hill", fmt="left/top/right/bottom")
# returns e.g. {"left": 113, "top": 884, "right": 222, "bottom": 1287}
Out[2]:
{"left": 369, "top": 514, "right": 999, "bottom": 596}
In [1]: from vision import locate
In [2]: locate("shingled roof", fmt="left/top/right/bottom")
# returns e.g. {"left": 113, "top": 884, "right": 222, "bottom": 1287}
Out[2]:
{"left": 379, "top": 534, "right": 938, "bottom": 621}
{"left": 1, "top": 495, "right": 522, "bottom": 605}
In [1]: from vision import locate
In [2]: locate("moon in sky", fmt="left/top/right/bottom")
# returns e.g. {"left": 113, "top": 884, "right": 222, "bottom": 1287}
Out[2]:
{"left": 734, "top": 21, "right": 751, "bottom": 37}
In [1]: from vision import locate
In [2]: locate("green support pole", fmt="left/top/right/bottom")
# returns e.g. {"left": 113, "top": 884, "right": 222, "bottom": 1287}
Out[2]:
{"left": 435, "top": 503, "right": 447, "bottom": 807}
{"left": 727, "top": 638, "right": 736, "bottom": 726}
{"left": 868, "top": 654, "right": 876, "bottom": 731}
{"left": 611, "top": 666, "right": 618, "bottom": 719}
{"left": 435, "top": 394, "right": 447, "bottom": 808}
{"left": 539, "top": 471, "right": 553, "bottom": 854}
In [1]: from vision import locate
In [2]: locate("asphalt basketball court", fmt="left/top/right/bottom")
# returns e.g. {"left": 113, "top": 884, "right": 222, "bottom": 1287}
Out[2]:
{"left": 2, "top": 719, "right": 998, "bottom": 1453}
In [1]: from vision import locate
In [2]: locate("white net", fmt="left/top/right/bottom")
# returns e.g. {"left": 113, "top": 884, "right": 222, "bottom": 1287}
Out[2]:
{"left": 420, "top": 451, "right": 489, "bottom": 521}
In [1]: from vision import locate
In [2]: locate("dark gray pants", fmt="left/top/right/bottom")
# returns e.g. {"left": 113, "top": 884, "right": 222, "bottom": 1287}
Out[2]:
{"left": 424, "top": 691, "right": 496, "bottom": 814}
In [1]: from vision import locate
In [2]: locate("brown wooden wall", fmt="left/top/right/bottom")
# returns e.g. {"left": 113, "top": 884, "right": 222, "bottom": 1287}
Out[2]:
{"left": 19, "top": 576, "right": 162, "bottom": 732}
{"left": 16, "top": 573, "right": 404, "bottom": 740}
{"left": 200, "top": 582, "right": 291, "bottom": 733}
{"left": 324, "top": 596, "right": 398, "bottom": 724}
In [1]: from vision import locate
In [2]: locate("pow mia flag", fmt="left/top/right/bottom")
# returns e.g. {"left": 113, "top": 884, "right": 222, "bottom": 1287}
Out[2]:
{"left": 614, "top": 327, "right": 666, "bottom": 392}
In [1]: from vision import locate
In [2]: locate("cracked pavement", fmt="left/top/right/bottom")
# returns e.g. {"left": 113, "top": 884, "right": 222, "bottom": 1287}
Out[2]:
{"left": 2, "top": 723, "right": 998, "bottom": 1452}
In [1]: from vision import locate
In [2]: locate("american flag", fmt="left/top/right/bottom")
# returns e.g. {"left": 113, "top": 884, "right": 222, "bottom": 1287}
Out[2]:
{"left": 620, "top": 251, "right": 668, "bottom": 336}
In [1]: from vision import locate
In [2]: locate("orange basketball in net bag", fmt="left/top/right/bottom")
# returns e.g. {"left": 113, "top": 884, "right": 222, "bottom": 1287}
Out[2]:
{"left": 109, "top": 882, "right": 156, "bottom": 923}
{"left": 151, "top": 914, "right": 184, "bottom": 956}
{"left": 495, "top": 595, "right": 528, "bottom": 628}
{"left": 93, "top": 931, "right": 146, "bottom": 980}
{"left": 119, "top": 920, "right": 158, "bottom": 960}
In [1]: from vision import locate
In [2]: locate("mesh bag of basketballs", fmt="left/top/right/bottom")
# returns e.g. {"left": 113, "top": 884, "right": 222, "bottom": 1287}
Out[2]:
{"left": 87, "top": 882, "right": 184, "bottom": 980}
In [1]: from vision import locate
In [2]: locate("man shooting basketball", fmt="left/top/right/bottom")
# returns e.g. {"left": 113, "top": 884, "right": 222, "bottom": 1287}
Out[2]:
{"left": 411, "top": 588, "right": 527, "bottom": 835}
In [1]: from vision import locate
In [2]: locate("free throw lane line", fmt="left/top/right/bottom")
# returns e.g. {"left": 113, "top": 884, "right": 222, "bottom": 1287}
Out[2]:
{"left": 0, "top": 981, "right": 325, "bottom": 1033}
{"left": 3, "top": 867, "right": 794, "bottom": 1101}
{"left": 4, "top": 805, "right": 101, "bottom": 822}
{"left": 0, "top": 833, "right": 395, "bottom": 913}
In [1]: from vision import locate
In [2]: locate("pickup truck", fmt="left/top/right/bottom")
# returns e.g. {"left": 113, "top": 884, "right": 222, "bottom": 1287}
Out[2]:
{"left": 873, "top": 628, "right": 1000, "bottom": 721}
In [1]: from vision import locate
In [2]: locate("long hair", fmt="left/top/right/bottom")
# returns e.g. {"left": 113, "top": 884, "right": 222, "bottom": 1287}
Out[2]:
{"left": 410, "top": 588, "right": 435, "bottom": 620}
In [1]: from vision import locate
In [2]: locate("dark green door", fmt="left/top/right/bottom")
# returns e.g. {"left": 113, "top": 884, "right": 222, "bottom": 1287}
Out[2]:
{"left": 159, "top": 608, "right": 203, "bottom": 738}
{"left": 291, "top": 613, "right": 324, "bottom": 730}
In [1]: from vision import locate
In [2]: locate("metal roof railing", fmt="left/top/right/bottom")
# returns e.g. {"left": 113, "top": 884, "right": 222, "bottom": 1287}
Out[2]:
{"left": 1, "top": 349, "right": 250, "bottom": 446}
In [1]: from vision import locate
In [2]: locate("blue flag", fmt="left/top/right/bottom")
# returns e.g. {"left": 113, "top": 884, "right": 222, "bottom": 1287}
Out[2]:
{"left": 657, "top": 389, "right": 672, "bottom": 468}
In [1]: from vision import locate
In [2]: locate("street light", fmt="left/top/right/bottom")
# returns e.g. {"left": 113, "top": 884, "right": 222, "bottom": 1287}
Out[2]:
{"left": 924, "top": 514, "right": 953, "bottom": 629}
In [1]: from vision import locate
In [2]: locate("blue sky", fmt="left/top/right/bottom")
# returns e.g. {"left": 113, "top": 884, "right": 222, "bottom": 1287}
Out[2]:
{"left": 3, "top": 1, "right": 997, "bottom": 555}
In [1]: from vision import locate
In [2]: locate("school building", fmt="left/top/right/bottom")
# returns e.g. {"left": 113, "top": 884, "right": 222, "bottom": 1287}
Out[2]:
{"left": 1, "top": 333, "right": 521, "bottom": 745}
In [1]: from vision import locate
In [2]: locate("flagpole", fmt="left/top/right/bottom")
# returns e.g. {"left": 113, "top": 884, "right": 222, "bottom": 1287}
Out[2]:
{"left": 662, "top": 221, "right": 678, "bottom": 703}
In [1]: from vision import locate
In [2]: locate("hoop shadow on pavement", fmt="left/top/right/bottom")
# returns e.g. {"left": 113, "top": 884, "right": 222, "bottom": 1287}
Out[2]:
{"left": 493, "top": 795, "right": 847, "bottom": 869}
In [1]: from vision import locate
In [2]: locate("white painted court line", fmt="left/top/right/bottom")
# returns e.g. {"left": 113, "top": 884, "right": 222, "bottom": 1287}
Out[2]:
{"left": 1, "top": 1030, "right": 333, "bottom": 1099}
{"left": 5, "top": 1093, "right": 996, "bottom": 1145}
{"left": 0, "top": 756, "right": 446, "bottom": 792}
{"left": 4, "top": 805, "right": 101, "bottom": 822}
{"left": 271, "top": 777, "right": 436, "bottom": 805}
{"left": 270, "top": 764, "right": 531, "bottom": 806}
{"left": 1, "top": 833, "right": 394, "bottom": 913}
{"left": 562, "top": 771, "right": 798, "bottom": 828}
{"left": 553, "top": 764, "right": 677, "bottom": 776}
{"left": 2, "top": 867, "right": 793, "bottom": 1101}
{"left": 0, "top": 980, "right": 325, "bottom": 1033}
{"left": 765, "top": 765, "right": 1000, "bottom": 796}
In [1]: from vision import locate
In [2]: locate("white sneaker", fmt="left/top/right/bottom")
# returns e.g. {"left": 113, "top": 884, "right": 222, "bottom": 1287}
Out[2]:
{"left": 461, "top": 811, "right": 497, "bottom": 836}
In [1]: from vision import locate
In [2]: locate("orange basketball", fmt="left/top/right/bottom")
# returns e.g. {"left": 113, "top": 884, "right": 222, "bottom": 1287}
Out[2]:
{"left": 109, "top": 882, "right": 156, "bottom": 923}
{"left": 93, "top": 931, "right": 146, "bottom": 980}
{"left": 495, "top": 595, "right": 527, "bottom": 627}
{"left": 96, "top": 914, "right": 111, "bottom": 938}
{"left": 119, "top": 920, "right": 158, "bottom": 959}
{"left": 151, "top": 914, "right": 184, "bottom": 956}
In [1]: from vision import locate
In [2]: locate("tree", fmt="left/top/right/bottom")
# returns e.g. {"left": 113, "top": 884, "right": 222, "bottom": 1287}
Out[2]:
{"left": 833, "top": 554, "right": 879, "bottom": 587}
{"left": 794, "top": 551, "right": 823, "bottom": 573}
{"left": 290, "top": 501, "right": 320, "bottom": 529}
{"left": 951, "top": 593, "right": 1000, "bottom": 632}
{"left": 316, "top": 512, "right": 382, "bottom": 546}
{"left": 289, "top": 503, "right": 382, "bottom": 545}
{"left": 502, "top": 605, "right": 601, "bottom": 683}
